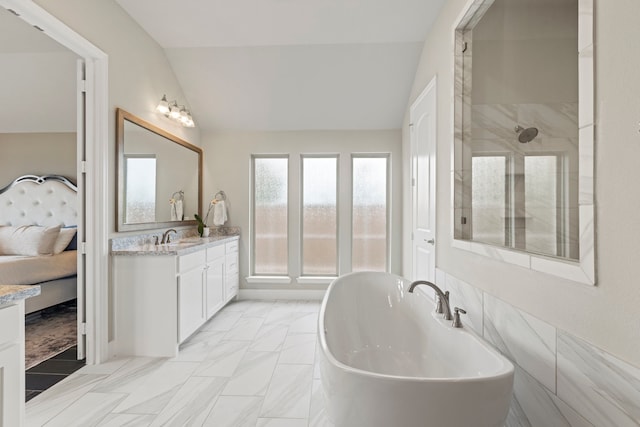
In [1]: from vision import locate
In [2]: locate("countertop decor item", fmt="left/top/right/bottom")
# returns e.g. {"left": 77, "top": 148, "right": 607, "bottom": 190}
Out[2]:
{"left": 195, "top": 197, "right": 216, "bottom": 236}
{"left": 194, "top": 213, "right": 206, "bottom": 237}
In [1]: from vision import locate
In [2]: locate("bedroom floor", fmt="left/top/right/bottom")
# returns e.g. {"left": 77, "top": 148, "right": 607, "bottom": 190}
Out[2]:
{"left": 25, "top": 301, "right": 84, "bottom": 401}
{"left": 26, "top": 346, "right": 84, "bottom": 402}
{"left": 25, "top": 299, "right": 334, "bottom": 426}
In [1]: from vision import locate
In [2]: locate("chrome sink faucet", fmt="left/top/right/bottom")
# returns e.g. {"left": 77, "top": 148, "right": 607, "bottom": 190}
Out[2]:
{"left": 408, "top": 280, "right": 453, "bottom": 321}
{"left": 161, "top": 228, "right": 177, "bottom": 244}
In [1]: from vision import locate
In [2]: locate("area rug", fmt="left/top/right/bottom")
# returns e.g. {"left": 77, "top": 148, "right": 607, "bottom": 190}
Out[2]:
{"left": 25, "top": 301, "right": 77, "bottom": 370}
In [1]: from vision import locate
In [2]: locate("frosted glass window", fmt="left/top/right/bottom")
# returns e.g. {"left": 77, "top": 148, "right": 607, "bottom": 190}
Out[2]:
{"left": 525, "top": 156, "right": 558, "bottom": 256}
{"left": 125, "top": 156, "right": 156, "bottom": 223}
{"left": 302, "top": 156, "right": 338, "bottom": 276}
{"left": 253, "top": 157, "right": 288, "bottom": 275}
{"left": 352, "top": 156, "right": 388, "bottom": 272}
{"left": 472, "top": 156, "right": 506, "bottom": 246}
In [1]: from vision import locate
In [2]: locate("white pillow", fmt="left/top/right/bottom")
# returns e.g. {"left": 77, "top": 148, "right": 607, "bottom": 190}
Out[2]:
{"left": 52, "top": 227, "right": 77, "bottom": 254}
{"left": 0, "top": 225, "right": 61, "bottom": 256}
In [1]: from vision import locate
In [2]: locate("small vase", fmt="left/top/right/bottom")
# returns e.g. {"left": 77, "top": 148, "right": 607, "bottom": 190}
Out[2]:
{"left": 202, "top": 227, "right": 210, "bottom": 237}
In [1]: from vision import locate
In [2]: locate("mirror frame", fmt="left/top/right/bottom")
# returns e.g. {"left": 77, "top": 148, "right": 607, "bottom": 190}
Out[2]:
{"left": 452, "top": 0, "right": 595, "bottom": 285}
{"left": 116, "top": 108, "right": 203, "bottom": 232}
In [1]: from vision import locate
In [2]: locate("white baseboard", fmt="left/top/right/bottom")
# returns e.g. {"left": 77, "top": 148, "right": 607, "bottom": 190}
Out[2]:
{"left": 238, "top": 289, "right": 326, "bottom": 301}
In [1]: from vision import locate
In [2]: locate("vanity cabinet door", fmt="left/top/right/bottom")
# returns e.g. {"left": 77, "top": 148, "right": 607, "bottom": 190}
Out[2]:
{"left": 225, "top": 240, "right": 239, "bottom": 300}
{"left": 206, "top": 256, "right": 225, "bottom": 319}
{"left": 178, "top": 267, "right": 206, "bottom": 343}
{"left": 0, "top": 344, "right": 22, "bottom": 427}
{"left": 0, "top": 303, "right": 24, "bottom": 427}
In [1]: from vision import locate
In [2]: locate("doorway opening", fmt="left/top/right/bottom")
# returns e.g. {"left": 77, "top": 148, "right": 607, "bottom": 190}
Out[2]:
{"left": 0, "top": 0, "right": 110, "bottom": 373}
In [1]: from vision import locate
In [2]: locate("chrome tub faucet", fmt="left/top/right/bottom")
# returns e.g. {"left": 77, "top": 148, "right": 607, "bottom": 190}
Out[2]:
{"left": 408, "top": 280, "right": 453, "bottom": 321}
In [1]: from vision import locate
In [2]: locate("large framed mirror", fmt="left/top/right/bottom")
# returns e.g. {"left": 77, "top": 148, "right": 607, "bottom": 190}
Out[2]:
{"left": 116, "top": 108, "right": 203, "bottom": 231}
{"left": 453, "top": 0, "right": 594, "bottom": 284}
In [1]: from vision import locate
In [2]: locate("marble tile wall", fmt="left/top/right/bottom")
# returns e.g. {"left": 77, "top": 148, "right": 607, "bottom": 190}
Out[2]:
{"left": 437, "top": 268, "right": 640, "bottom": 427}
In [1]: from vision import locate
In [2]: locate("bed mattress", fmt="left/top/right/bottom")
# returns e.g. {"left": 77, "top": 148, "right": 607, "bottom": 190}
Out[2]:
{"left": 0, "top": 250, "right": 77, "bottom": 285}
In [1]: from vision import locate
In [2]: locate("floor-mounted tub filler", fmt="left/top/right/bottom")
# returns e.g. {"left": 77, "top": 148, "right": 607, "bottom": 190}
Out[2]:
{"left": 318, "top": 272, "right": 514, "bottom": 427}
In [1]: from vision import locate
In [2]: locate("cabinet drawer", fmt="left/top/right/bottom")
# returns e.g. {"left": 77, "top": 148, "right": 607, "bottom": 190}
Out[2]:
{"left": 0, "top": 304, "right": 20, "bottom": 344}
{"left": 207, "top": 244, "right": 225, "bottom": 260}
{"left": 226, "top": 253, "right": 238, "bottom": 276}
{"left": 178, "top": 250, "right": 205, "bottom": 273}
{"left": 225, "top": 239, "right": 239, "bottom": 254}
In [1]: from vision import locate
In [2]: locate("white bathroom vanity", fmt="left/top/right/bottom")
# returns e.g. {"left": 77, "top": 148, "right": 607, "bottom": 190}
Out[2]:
{"left": 112, "top": 235, "right": 239, "bottom": 357}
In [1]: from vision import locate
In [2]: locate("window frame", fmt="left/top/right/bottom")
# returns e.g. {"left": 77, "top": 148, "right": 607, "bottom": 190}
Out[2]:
{"left": 351, "top": 153, "right": 391, "bottom": 273}
{"left": 250, "top": 154, "right": 290, "bottom": 277}
{"left": 299, "top": 154, "right": 340, "bottom": 277}
{"left": 248, "top": 151, "right": 393, "bottom": 285}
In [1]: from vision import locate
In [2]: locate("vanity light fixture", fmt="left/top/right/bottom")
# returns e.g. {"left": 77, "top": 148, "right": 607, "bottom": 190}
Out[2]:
{"left": 155, "top": 94, "right": 196, "bottom": 128}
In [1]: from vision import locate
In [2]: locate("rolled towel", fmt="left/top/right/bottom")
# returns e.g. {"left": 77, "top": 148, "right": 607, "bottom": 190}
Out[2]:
{"left": 213, "top": 200, "right": 227, "bottom": 226}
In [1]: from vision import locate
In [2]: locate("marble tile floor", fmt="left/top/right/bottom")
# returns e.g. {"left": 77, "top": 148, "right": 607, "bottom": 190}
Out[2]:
{"left": 26, "top": 299, "right": 335, "bottom": 427}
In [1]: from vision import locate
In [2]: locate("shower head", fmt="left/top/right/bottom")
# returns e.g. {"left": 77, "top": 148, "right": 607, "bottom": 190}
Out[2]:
{"left": 514, "top": 125, "right": 539, "bottom": 143}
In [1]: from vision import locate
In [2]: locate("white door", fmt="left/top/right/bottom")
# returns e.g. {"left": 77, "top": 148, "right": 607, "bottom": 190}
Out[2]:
{"left": 76, "top": 59, "right": 87, "bottom": 360}
{"left": 410, "top": 77, "right": 437, "bottom": 282}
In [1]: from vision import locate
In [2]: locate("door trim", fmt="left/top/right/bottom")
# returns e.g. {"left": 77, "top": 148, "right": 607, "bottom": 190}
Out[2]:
{"left": 0, "top": 0, "right": 110, "bottom": 364}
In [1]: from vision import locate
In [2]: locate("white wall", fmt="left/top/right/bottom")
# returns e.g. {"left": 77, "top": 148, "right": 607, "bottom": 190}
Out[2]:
{"left": 32, "top": 0, "right": 201, "bottom": 236}
{"left": 202, "top": 130, "right": 402, "bottom": 290}
{"left": 0, "top": 52, "right": 78, "bottom": 133}
{"left": 404, "top": 0, "right": 640, "bottom": 369}
{"left": 0, "top": 133, "right": 76, "bottom": 185}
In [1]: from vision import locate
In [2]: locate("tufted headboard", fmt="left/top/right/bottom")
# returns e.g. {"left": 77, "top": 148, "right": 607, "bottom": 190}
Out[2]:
{"left": 0, "top": 175, "right": 78, "bottom": 227}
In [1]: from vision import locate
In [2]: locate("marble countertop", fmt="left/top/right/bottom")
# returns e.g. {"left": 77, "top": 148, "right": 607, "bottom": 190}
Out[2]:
{"left": 0, "top": 284, "right": 41, "bottom": 306}
{"left": 111, "top": 234, "right": 239, "bottom": 256}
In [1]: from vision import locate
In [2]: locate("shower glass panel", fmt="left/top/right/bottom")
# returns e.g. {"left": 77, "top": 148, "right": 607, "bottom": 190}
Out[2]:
{"left": 252, "top": 156, "right": 289, "bottom": 275}
{"left": 525, "top": 155, "right": 560, "bottom": 256}
{"left": 352, "top": 156, "right": 388, "bottom": 272}
{"left": 301, "top": 156, "right": 338, "bottom": 276}
{"left": 472, "top": 156, "right": 507, "bottom": 247}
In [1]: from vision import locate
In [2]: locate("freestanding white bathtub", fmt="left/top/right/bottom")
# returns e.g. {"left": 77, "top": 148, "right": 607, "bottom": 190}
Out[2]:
{"left": 318, "top": 272, "right": 514, "bottom": 427}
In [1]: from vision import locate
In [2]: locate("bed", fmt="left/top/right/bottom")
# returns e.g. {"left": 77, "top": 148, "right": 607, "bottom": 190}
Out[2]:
{"left": 0, "top": 175, "right": 78, "bottom": 314}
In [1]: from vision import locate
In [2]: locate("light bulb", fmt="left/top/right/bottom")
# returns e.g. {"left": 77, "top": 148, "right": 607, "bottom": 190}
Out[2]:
{"left": 179, "top": 107, "right": 190, "bottom": 125}
{"left": 185, "top": 113, "right": 195, "bottom": 127}
{"left": 156, "top": 95, "right": 170, "bottom": 115}
{"left": 169, "top": 102, "right": 181, "bottom": 119}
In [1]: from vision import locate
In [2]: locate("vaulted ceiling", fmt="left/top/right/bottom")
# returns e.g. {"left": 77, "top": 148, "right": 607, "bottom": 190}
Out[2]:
{"left": 0, "top": 1, "right": 446, "bottom": 133}
{"left": 115, "top": 0, "right": 446, "bottom": 131}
